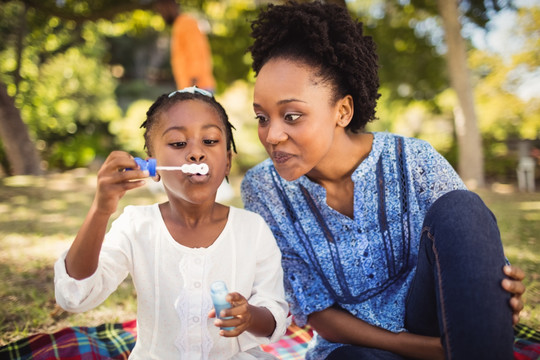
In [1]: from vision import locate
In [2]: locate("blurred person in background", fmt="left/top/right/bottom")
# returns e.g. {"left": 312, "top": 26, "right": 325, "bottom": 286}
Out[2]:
{"left": 154, "top": 0, "right": 216, "bottom": 92}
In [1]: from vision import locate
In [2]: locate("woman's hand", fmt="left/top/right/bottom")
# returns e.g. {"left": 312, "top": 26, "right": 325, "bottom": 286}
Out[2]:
{"left": 209, "top": 292, "right": 275, "bottom": 338}
{"left": 502, "top": 265, "right": 526, "bottom": 325}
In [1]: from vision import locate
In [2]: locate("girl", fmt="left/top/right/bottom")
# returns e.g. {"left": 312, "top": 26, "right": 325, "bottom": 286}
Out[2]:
{"left": 241, "top": 2, "right": 525, "bottom": 360}
{"left": 55, "top": 87, "right": 289, "bottom": 359}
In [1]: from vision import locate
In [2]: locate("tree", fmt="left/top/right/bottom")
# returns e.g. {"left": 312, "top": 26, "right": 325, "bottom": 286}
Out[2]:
{"left": 0, "top": 82, "right": 42, "bottom": 174}
{"left": 0, "top": 2, "right": 42, "bottom": 174}
{"left": 437, "top": 0, "right": 485, "bottom": 188}
{"left": 396, "top": 0, "right": 514, "bottom": 188}
{"left": 0, "top": 0, "right": 154, "bottom": 175}
{"left": 0, "top": 0, "right": 264, "bottom": 175}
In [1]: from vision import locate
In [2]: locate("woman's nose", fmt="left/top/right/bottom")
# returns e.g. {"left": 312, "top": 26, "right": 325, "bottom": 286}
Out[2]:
{"left": 263, "top": 121, "right": 288, "bottom": 145}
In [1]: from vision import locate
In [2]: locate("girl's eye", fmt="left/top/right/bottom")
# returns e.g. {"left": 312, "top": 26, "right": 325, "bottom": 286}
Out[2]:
{"left": 170, "top": 141, "right": 186, "bottom": 148}
{"left": 284, "top": 113, "right": 301, "bottom": 122}
{"left": 203, "top": 139, "right": 219, "bottom": 145}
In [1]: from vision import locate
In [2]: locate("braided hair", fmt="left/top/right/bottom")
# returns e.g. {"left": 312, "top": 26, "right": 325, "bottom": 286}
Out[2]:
{"left": 140, "top": 91, "right": 237, "bottom": 156}
{"left": 249, "top": 1, "right": 380, "bottom": 132}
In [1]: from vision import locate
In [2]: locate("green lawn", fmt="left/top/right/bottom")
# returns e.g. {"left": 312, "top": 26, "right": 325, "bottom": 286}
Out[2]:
{"left": 0, "top": 171, "right": 538, "bottom": 346}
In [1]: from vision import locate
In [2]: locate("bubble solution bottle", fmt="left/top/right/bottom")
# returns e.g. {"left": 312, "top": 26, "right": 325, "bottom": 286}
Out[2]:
{"left": 210, "top": 281, "right": 235, "bottom": 331}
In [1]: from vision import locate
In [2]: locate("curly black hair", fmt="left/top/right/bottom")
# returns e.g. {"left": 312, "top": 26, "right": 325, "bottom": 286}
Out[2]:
{"left": 140, "top": 91, "right": 236, "bottom": 156}
{"left": 249, "top": 1, "right": 380, "bottom": 132}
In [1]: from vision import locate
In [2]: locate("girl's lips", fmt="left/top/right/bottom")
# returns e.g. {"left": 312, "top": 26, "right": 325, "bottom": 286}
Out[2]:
{"left": 272, "top": 151, "right": 292, "bottom": 164}
{"left": 187, "top": 173, "right": 209, "bottom": 184}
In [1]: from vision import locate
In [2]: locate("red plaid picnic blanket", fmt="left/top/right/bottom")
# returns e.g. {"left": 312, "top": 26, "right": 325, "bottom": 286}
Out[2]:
{"left": 1, "top": 320, "right": 538, "bottom": 359}
{"left": 0, "top": 320, "right": 137, "bottom": 360}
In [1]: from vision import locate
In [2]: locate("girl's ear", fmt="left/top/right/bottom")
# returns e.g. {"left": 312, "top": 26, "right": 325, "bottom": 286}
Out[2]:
{"left": 336, "top": 94, "right": 354, "bottom": 128}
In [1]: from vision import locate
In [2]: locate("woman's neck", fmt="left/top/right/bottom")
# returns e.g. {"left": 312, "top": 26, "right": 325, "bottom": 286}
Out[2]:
{"left": 306, "top": 131, "right": 373, "bottom": 218}
{"left": 307, "top": 131, "right": 373, "bottom": 186}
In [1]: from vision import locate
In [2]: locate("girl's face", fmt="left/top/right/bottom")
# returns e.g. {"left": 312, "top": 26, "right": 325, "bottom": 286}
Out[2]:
{"left": 253, "top": 58, "right": 345, "bottom": 181}
{"left": 150, "top": 99, "right": 231, "bottom": 204}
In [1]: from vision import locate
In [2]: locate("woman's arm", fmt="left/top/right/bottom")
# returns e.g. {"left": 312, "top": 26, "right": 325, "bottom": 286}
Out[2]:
{"left": 309, "top": 306, "right": 444, "bottom": 360}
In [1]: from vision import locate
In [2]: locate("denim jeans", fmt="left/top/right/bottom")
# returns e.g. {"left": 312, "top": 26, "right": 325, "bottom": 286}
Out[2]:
{"left": 326, "top": 190, "right": 514, "bottom": 360}
{"left": 326, "top": 345, "right": 405, "bottom": 360}
{"left": 405, "top": 190, "right": 514, "bottom": 359}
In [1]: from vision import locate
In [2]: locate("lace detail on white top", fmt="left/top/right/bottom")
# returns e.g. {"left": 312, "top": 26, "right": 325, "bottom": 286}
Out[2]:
{"left": 174, "top": 258, "right": 189, "bottom": 354}
{"left": 173, "top": 255, "right": 215, "bottom": 359}
{"left": 201, "top": 285, "right": 214, "bottom": 359}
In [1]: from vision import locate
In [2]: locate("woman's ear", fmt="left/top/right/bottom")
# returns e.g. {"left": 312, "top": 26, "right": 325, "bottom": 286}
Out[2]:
{"left": 336, "top": 95, "right": 354, "bottom": 128}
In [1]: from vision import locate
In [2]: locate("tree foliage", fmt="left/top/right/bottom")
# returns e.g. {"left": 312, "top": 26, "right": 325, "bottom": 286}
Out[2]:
{"left": 0, "top": 0, "right": 537, "bottom": 181}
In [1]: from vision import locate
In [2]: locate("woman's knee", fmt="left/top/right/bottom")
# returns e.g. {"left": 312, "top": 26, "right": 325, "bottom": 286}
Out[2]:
{"left": 424, "top": 190, "right": 498, "bottom": 237}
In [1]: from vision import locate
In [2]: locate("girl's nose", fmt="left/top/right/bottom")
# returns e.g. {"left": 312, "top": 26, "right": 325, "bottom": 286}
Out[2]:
{"left": 187, "top": 145, "right": 206, "bottom": 163}
{"left": 188, "top": 153, "right": 206, "bottom": 162}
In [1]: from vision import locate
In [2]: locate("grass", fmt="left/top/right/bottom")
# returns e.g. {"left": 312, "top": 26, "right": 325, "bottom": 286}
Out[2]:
{"left": 0, "top": 170, "right": 539, "bottom": 346}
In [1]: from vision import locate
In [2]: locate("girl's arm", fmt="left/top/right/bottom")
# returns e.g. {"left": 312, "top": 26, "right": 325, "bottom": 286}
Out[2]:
{"left": 309, "top": 306, "right": 444, "bottom": 360}
{"left": 212, "top": 292, "right": 277, "bottom": 338}
{"left": 65, "top": 151, "right": 148, "bottom": 279}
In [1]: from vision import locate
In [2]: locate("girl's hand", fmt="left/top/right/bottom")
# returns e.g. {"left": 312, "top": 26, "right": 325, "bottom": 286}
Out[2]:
{"left": 94, "top": 151, "right": 148, "bottom": 216}
{"left": 502, "top": 265, "right": 526, "bottom": 325}
{"left": 209, "top": 292, "right": 251, "bottom": 337}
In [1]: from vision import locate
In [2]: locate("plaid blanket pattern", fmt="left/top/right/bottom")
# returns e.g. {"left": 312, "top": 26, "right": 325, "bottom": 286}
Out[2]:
{"left": 261, "top": 323, "right": 314, "bottom": 360}
{"left": 514, "top": 323, "right": 540, "bottom": 360}
{"left": 0, "top": 320, "right": 136, "bottom": 360}
{"left": 1, "top": 320, "right": 538, "bottom": 360}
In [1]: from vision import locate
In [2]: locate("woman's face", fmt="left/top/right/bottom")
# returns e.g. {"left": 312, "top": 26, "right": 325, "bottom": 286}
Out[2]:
{"left": 253, "top": 58, "right": 343, "bottom": 181}
{"left": 150, "top": 100, "right": 231, "bottom": 204}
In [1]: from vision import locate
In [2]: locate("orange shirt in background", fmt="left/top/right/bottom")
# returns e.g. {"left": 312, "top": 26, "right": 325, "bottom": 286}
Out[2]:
{"left": 170, "top": 14, "right": 216, "bottom": 91}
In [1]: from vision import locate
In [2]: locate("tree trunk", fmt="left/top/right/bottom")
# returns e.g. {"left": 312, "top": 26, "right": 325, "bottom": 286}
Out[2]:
{"left": 0, "top": 81, "right": 42, "bottom": 175}
{"left": 437, "top": 0, "right": 485, "bottom": 189}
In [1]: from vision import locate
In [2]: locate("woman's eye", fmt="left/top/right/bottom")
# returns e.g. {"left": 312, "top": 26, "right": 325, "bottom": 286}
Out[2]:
{"left": 284, "top": 113, "right": 301, "bottom": 122}
{"left": 255, "top": 114, "right": 268, "bottom": 124}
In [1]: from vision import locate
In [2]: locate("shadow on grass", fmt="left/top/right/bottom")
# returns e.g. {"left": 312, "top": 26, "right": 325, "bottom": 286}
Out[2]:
{"left": 0, "top": 252, "right": 138, "bottom": 346}
{"left": 477, "top": 188, "right": 540, "bottom": 328}
{"left": 0, "top": 259, "right": 56, "bottom": 343}
{"left": 0, "top": 172, "right": 538, "bottom": 346}
{"left": 0, "top": 170, "right": 159, "bottom": 346}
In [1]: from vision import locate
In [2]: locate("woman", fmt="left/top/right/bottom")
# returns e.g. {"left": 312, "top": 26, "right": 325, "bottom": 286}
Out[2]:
{"left": 240, "top": 2, "right": 525, "bottom": 359}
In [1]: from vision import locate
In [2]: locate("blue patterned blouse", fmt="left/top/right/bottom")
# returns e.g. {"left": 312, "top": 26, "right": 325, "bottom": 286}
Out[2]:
{"left": 241, "top": 132, "right": 466, "bottom": 359}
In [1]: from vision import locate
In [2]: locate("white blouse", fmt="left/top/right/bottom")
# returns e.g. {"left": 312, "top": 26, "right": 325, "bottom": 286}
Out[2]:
{"left": 54, "top": 205, "right": 289, "bottom": 360}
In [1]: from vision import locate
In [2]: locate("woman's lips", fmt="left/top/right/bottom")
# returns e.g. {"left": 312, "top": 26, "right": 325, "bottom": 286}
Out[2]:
{"left": 272, "top": 151, "right": 292, "bottom": 164}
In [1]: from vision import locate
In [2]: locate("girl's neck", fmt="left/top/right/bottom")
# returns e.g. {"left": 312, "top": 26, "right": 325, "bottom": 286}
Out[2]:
{"left": 161, "top": 199, "right": 226, "bottom": 228}
{"left": 159, "top": 200, "right": 230, "bottom": 248}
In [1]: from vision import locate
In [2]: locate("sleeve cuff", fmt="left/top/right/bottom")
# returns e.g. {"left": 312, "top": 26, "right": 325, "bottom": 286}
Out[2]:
{"left": 54, "top": 251, "right": 101, "bottom": 312}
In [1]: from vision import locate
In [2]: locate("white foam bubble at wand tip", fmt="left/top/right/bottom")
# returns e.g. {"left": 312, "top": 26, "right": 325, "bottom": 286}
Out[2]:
{"left": 156, "top": 163, "right": 209, "bottom": 175}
